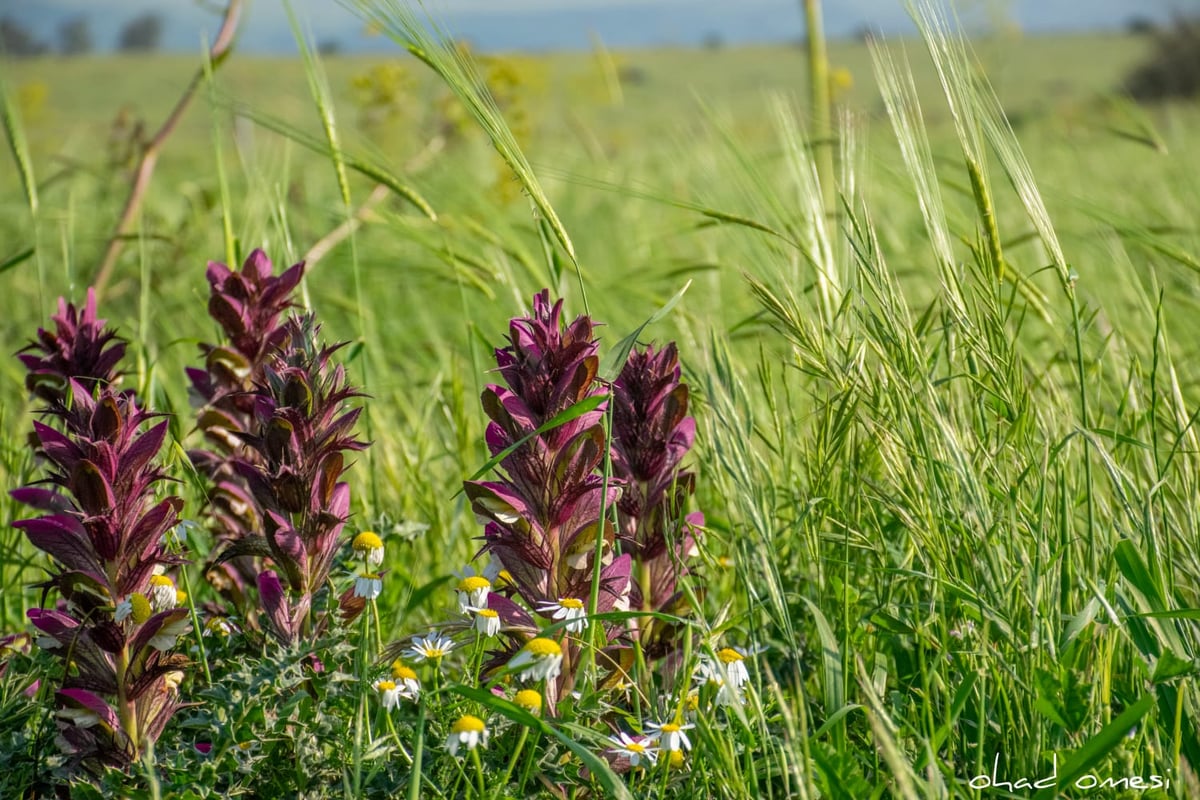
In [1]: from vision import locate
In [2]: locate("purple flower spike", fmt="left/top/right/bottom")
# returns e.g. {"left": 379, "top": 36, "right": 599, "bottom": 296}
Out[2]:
{"left": 612, "top": 343, "right": 704, "bottom": 657}
{"left": 17, "top": 288, "right": 126, "bottom": 414}
{"left": 187, "top": 250, "right": 308, "bottom": 614}
{"left": 213, "top": 313, "right": 366, "bottom": 643}
{"left": 13, "top": 291, "right": 189, "bottom": 772}
{"left": 465, "top": 291, "right": 616, "bottom": 610}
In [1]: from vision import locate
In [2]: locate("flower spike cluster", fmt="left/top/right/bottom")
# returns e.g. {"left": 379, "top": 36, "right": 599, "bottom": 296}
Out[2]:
{"left": 463, "top": 291, "right": 631, "bottom": 699}
{"left": 611, "top": 342, "right": 704, "bottom": 657}
{"left": 220, "top": 313, "right": 367, "bottom": 644}
{"left": 12, "top": 293, "right": 189, "bottom": 770}
{"left": 187, "top": 250, "right": 305, "bottom": 608}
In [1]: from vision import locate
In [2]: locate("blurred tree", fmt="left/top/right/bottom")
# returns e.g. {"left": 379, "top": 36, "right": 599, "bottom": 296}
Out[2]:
{"left": 117, "top": 13, "right": 163, "bottom": 52}
{"left": 1126, "top": 17, "right": 1158, "bottom": 35}
{"left": 58, "top": 16, "right": 92, "bottom": 56}
{"left": 1125, "top": 15, "right": 1200, "bottom": 101}
{"left": 0, "top": 17, "right": 48, "bottom": 57}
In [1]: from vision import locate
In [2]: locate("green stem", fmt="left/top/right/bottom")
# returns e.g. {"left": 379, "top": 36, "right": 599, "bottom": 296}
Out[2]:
{"left": 408, "top": 701, "right": 426, "bottom": 800}
{"left": 494, "top": 724, "right": 530, "bottom": 799}
{"left": 803, "top": 0, "right": 834, "bottom": 213}
{"left": 470, "top": 746, "right": 487, "bottom": 797}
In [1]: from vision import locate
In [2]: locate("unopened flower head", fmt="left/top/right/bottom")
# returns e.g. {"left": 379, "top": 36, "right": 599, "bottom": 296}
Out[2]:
{"left": 508, "top": 636, "right": 564, "bottom": 682}
{"left": 445, "top": 714, "right": 488, "bottom": 757}
{"left": 536, "top": 598, "right": 587, "bottom": 633}
{"left": 116, "top": 592, "right": 153, "bottom": 625}
{"left": 646, "top": 720, "right": 694, "bottom": 752}
{"left": 608, "top": 732, "right": 657, "bottom": 768}
{"left": 408, "top": 632, "right": 455, "bottom": 662}
{"left": 514, "top": 689, "right": 542, "bottom": 712}
{"left": 148, "top": 575, "right": 178, "bottom": 612}
{"left": 471, "top": 607, "right": 501, "bottom": 637}
{"left": 456, "top": 574, "right": 491, "bottom": 615}
{"left": 355, "top": 572, "right": 383, "bottom": 600}
{"left": 352, "top": 531, "right": 385, "bottom": 567}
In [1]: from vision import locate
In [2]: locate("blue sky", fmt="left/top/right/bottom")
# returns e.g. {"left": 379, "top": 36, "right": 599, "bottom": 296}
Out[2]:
{"left": 10, "top": 0, "right": 1187, "bottom": 53}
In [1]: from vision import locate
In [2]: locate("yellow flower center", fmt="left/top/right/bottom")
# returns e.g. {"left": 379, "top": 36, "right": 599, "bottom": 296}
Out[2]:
{"left": 717, "top": 648, "right": 744, "bottom": 664}
{"left": 376, "top": 680, "right": 397, "bottom": 692}
{"left": 626, "top": 742, "right": 646, "bottom": 754}
{"left": 150, "top": 575, "right": 175, "bottom": 588}
{"left": 525, "top": 637, "right": 562, "bottom": 658}
{"left": 686, "top": 693, "right": 700, "bottom": 711}
{"left": 457, "top": 576, "right": 491, "bottom": 592}
{"left": 669, "top": 750, "right": 685, "bottom": 768}
{"left": 476, "top": 608, "right": 499, "bottom": 619}
{"left": 514, "top": 689, "right": 542, "bottom": 711}
{"left": 359, "top": 571, "right": 380, "bottom": 580}
{"left": 391, "top": 662, "right": 417, "bottom": 681}
{"left": 558, "top": 598, "right": 584, "bottom": 610}
{"left": 130, "top": 593, "right": 151, "bottom": 623}
{"left": 451, "top": 714, "right": 486, "bottom": 734}
{"left": 661, "top": 723, "right": 681, "bottom": 733}
{"left": 352, "top": 531, "right": 383, "bottom": 551}
{"left": 175, "top": 590, "right": 188, "bottom": 603}
{"left": 422, "top": 645, "right": 447, "bottom": 658}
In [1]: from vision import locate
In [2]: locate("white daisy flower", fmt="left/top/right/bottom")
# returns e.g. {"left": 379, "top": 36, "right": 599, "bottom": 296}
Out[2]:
{"left": 408, "top": 632, "right": 455, "bottom": 662}
{"left": 608, "top": 732, "right": 658, "bottom": 767}
{"left": 390, "top": 661, "right": 421, "bottom": 699}
{"left": 455, "top": 574, "right": 491, "bottom": 615}
{"left": 508, "top": 637, "right": 564, "bottom": 682}
{"left": 352, "top": 531, "right": 385, "bottom": 567}
{"left": 445, "top": 714, "right": 488, "bottom": 757}
{"left": 373, "top": 679, "right": 404, "bottom": 710}
{"left": 536, "top": 597, "right": 587, "bottom": 633}
{"left": 470, "top": 607, "right": 501, "bottom": 637}
{"left": 646, "top": 720, "right": 694, "bottom": 752}
{"left": 355, "top": 572, "right": 383, "bottom": 600}
{"left": 148, "top": 575, "right": 178, "bottom": 612}
{"left": 696, "top": 647, "right": 751, "bottom": 689}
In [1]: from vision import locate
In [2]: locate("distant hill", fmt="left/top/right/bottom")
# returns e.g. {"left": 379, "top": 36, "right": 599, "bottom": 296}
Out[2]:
{"left": 9, "top": 0, "right": 1183, "bottom": 55}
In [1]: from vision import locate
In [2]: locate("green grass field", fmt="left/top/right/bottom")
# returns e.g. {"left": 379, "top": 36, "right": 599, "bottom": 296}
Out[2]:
{"left": 2, "top": 4, "right": 1200, "bottom": 796}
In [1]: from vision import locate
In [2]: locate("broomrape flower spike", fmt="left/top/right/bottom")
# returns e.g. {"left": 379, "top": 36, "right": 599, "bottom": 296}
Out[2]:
{"left": 408, "top": 633, "right": 455, "bottom": 662}
{"left": 536, "top": 598, "right": 587, "bottom": 633}
{"left": 509, "top": 637, "right": 564, "bottom": 682}
{"left": 646, "top": 720, "right": 694, "bottom": 752}
{"left": 446, "top": 715, "right": 488, "bottom": 757}
{"left": 352, "top": 531, "right": 385, "bottom": 567}
{"left": 608, "top": 732, "right": 658, "bottom": 768}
